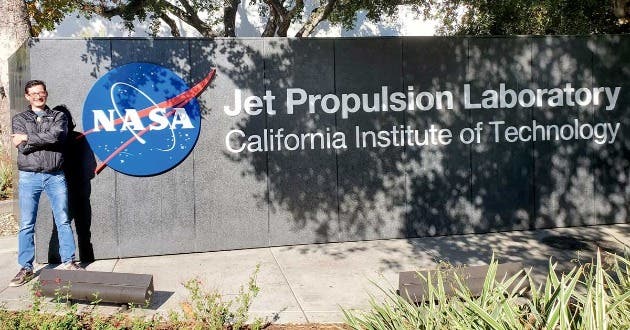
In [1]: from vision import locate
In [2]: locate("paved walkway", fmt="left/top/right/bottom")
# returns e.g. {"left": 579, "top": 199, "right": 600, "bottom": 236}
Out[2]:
{"left": 0, "top": 223, "right": 628, "bottom": 324}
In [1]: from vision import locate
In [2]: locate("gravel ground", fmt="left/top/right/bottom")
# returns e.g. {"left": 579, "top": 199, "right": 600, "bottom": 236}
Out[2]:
{"left": 0, "top": 212, "right": 18, "bottom": 237}
{"left": 0, "top": 199, "right": 17, "bottom": 237}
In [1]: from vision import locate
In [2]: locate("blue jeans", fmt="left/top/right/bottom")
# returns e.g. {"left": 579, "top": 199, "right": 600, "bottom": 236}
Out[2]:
{"left": 18, "top": 171, "right": 76, "bottom": 269}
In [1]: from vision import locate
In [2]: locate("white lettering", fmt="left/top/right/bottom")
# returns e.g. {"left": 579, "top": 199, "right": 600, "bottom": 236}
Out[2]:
{"left": 224, "top": 89, "right": 242, "bottom": 116}
{"left": 93, "top": 109, "right": 116, "bottom": 131}
{"left": 464, "top": 84, "right": 481, "bottom": 109}
{"left": 226, "top": 129, "right": 246, "bottom": 153}
{"left": 286, "top": 88, "right": 307, "bottom": 114}
{"left": 148, "top": 108, "right": 169, "bottom": 130}
{"left": 605, "top": 87, "right": 621, "bottom": 110}
{"left": 120, "top": 109, "right": 144, "bottom": 131}
{"left": 171, "top": 108, "right": 194, "bottom": 129}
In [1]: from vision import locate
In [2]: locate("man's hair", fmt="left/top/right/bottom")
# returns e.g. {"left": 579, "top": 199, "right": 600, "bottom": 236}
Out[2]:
{"left": 24, "top": 80, "right": 46, "bottom": 94}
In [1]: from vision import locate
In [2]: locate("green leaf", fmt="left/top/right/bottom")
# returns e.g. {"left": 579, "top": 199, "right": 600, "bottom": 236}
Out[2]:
{"left": 465, "top": 300, "right": 506, "bottom": 330}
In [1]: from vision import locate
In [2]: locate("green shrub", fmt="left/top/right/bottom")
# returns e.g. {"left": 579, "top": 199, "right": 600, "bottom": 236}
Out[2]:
{"left": 0, "top": 265, "right": 264, "bottom": 329}
{"left": 177, "top": 264, "right": 265, "bottom": 329}
{"left": 0, "top": 146, "right": 12, "bottom": 200}
{"left": 343, "top": 251, "right": 630, "bottom": 329}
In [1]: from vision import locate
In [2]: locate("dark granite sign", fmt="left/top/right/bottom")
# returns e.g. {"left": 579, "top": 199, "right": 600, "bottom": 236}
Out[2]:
{"left": 7, "top": 36, "right": 628, "bottom": 261}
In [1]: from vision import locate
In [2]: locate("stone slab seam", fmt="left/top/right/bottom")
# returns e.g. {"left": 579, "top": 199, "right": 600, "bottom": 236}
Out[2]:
{"left": 269, "top": 247, "right": 309, "bottom": 323}
{"left": 110, "top": 258, "right": 121, "bottom": 272}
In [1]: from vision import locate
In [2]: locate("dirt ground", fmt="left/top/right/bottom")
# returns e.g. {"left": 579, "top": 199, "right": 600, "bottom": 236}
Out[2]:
{"left": 264, "top": 325, "right": 349, "bottom": 330}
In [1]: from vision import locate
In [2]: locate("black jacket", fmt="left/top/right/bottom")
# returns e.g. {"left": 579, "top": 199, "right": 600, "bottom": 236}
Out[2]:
{"left": 12, "top": 106, "right": 68, "bottom": 173}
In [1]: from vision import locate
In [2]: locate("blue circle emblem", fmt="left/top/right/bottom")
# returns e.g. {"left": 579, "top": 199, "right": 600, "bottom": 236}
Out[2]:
{"left": 82, "top": 63, "right": 201, "bottom": 176}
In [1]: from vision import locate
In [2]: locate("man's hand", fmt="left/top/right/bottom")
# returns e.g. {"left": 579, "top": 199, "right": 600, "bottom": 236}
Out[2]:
{"left": 11, "top": 133, "right": 28, "bottom": 147}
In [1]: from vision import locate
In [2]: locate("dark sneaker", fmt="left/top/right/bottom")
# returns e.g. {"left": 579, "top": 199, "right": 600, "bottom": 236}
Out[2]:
{"left": 9, "top": 268, "right": 34, "bottom": 287}
{"left": 60, "top": 261, "right": 84, "bottom": 271}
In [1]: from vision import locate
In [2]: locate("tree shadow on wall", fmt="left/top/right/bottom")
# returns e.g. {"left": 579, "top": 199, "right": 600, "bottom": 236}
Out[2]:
{"left": 215, "top": 36, "right": 629, "bottom": 263}
{"left": 225, "top": 35, "right": 627, "bottom": 232}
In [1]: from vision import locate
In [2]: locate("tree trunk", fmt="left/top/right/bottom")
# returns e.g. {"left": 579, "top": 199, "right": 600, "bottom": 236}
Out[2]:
{"left": 223, "top": 0, "right": 240, "bottom": 37}
{"left": 0, "top": 0, "right": 31, "bottom": 156}
{"left": 262, "top": 7, "right": 279, "bottom": 37}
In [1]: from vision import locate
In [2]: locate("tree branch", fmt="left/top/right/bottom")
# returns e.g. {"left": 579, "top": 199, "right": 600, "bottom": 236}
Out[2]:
{"left": 288, "top": 0, "right": 305, "bottom": 18}
{"left": 264, "top": 0, "right": 288, "bottom": 17}
{"left": 262, "top": 5, "right": 279, "bottom": 37}
{"left": 168, "top": 0, "right": 217, "bottom": 37}
{"left": 25, "top": 4, "right": 41, "bottom": 36}
{"left": 223, "top": 0, "right": 241, "bottom": 37}
{"left": 79, "top": 0, "right": 148, "bottom": 19}
{"left": 159, "top": 12, "right": 181, "bottom": 37}
{"left": 263, "top": 0, "right": 304, "bottom": 36}
{"left": 296, "top": 0, "right": 336, "bottom": 37}
{"left": 78, "top": 0, "right": 217, "bottom": 37}
{"left": 277, "top": 0, "right": 303, "bottom": 36}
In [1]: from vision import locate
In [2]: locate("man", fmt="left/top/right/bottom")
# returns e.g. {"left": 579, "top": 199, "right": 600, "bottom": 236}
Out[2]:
{"left": 9, "top": 80, "right": 82, "bottom": 287}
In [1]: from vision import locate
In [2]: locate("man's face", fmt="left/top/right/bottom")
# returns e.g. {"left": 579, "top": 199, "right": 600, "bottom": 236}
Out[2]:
{"left": 25, "top": 84, "right": 47, "bottom": 109}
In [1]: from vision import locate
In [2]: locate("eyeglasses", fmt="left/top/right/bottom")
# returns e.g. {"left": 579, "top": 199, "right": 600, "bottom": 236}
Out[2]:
{"left": 27, "top": 91, "right": 47, "bottom": 97}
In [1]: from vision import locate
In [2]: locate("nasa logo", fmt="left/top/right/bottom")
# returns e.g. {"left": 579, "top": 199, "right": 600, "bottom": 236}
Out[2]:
{"left": 82, "top": 62, "right": 214, "bottom": 176}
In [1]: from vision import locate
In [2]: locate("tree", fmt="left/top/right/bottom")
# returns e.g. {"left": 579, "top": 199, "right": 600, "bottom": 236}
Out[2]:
{"left": 0, "top": 0, "right": 31, "bottom": 155}
{"left": 21, "top": 1, "right": 629, "bottom": 38}
{"left": 427, "top": 0, "right": 629, "bottom": 36}
{"left": 23, "top": 0, "right": 413, "bottom": 37}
